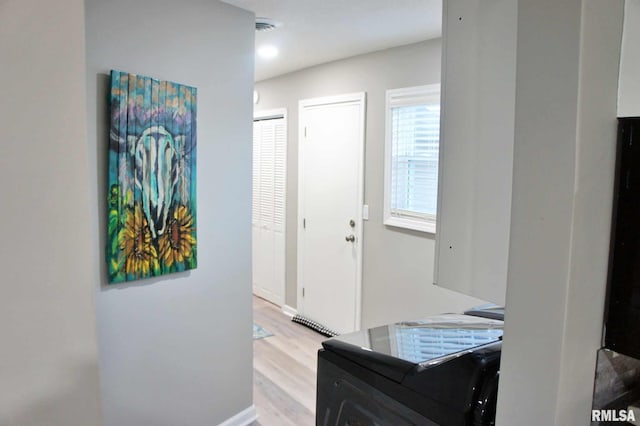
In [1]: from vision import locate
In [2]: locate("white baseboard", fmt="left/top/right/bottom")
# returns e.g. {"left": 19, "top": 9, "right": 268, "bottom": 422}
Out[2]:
{"left": 218, "top": 405, "right": 257, "bottom": 426}
{"left": 253, "top": 286, "right": 284, "bottom": 307}
{"left": 282, "top": 304, "right": 297, "bottom": 318}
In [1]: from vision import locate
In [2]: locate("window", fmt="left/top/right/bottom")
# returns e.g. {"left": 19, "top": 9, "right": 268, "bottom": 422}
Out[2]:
{"left": 384, "top": 84, "right": 440, "bottom": 233}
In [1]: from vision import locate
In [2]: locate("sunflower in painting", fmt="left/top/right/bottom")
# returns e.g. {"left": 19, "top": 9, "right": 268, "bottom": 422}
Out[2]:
{"left": 158, "top": 205, "right": 196, "bottom": 268}
{"left": 119, "top": 204, "right": 158, "bottom": 276}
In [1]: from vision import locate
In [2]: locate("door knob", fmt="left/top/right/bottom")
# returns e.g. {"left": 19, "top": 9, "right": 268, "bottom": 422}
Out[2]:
{"left": 345, "top": 234, "right": 355, "bottom": 242}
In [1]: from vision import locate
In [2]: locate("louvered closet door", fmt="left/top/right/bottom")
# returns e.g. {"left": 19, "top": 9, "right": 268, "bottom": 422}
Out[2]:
{"left": 252, "top": 116, "right": 286, "bottom": 306}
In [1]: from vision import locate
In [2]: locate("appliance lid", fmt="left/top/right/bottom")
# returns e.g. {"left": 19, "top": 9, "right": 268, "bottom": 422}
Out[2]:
{"left": 464, "top": 304, "right": 505, "bottom": 321}
{"left": 322, "top": 314, "right": 503, "bottom": 381}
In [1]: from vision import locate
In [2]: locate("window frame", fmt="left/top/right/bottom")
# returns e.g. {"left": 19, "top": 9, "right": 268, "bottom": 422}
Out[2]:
{"left": 383, "top": 84, "right": 440, "bottom": 234}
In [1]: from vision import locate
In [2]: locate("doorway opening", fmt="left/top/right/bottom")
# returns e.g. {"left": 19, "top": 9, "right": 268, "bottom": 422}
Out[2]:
{"left": 296, "top": 93, "right": 366, "bottom": 335}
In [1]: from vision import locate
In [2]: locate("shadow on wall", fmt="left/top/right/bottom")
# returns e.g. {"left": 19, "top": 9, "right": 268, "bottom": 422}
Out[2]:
{"left": 1, "top": 361, "right": 101, "bottom": 426}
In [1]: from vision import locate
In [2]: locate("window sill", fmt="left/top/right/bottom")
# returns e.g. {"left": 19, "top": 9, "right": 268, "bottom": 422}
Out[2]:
{"left": 384, "top": 216, "right": 436, "bottom": 234}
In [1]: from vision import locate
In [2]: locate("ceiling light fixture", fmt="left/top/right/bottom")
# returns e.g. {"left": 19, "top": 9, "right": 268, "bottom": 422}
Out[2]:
{"left": 257, "top": 45, "right": 279, "bottom": 59}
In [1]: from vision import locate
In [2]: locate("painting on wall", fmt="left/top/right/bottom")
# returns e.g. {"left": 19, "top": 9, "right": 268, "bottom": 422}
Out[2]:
{"left": 107, "top": 70, "right": 197, "bottom": 283}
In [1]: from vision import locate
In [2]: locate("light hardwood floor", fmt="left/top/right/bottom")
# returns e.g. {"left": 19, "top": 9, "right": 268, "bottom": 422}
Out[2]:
{"left": 251, "top": 296, "right": 325, "bottom": 426}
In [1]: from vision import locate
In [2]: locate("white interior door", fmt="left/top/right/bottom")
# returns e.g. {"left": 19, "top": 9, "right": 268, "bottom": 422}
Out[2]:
{"left": 252, "top": 111, "right": 286, "bottom": 306}
{"left": 298, "top": 93, "right": 365, "bottom": 334}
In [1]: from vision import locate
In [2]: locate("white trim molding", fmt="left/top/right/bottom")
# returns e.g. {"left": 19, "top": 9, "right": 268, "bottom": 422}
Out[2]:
{"left": 254, "top": 108, "right": 287, "bottom": 121}
{"left": 281, "top": 304, "right": 298, "bottom": 318}
{"left": 218, "top": 405, "right": 257, "bottom": 426}
{"left": 253, "top": 285, "right": 284, "bottom": 308}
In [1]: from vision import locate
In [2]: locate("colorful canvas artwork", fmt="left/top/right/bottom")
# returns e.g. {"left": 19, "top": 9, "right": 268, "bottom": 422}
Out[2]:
{"left": 107, "top": 70, "right": 197, "bottom": 283}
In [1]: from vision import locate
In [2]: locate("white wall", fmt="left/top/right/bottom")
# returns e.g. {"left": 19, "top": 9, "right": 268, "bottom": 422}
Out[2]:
{"left": 0, "top": 1, "right": 102, "bottom": 424}
{"left": 496, "top": 1, "right": 623, "bottom": 424}
{"left": 255, "top": 40, "right": 486, "bottom": 328}
{"left": 436, "top": 0, "right": 517, "bottom": 306}
{"left": 85, "top": 1, "right": 255, "bottom": 425}
{"left": 618, "top": 0, "right": 640, "bottom": 117}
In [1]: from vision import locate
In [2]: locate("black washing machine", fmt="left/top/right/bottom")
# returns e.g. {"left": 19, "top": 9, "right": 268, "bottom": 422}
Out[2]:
{"left": 316, "top": 309, "right": 504, "bottom": 426}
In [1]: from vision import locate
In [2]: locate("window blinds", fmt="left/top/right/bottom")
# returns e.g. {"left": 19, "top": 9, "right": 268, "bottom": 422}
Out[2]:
{"left": 388, "top": 88, "right": 440, "bottom": 224}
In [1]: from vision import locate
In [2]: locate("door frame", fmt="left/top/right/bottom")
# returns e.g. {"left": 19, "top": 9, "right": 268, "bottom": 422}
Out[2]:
{"left": 254, "top": 108, "right": 287, "bottom": 122}
{"left": 297, "top": 92, "right": 366, "bottom": 331}
{"left": 252, "top": 108, "right": 287, "bottom": 306}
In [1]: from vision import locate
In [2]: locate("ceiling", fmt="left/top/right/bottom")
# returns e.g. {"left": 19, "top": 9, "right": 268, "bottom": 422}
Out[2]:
{"left": 221, "top": 0, "right": 442, "bottom": 82}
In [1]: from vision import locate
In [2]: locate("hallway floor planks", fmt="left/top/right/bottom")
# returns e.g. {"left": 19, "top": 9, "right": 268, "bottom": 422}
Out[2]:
{"left": 252, "top": 296, "right": 325, "bottom": 426}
